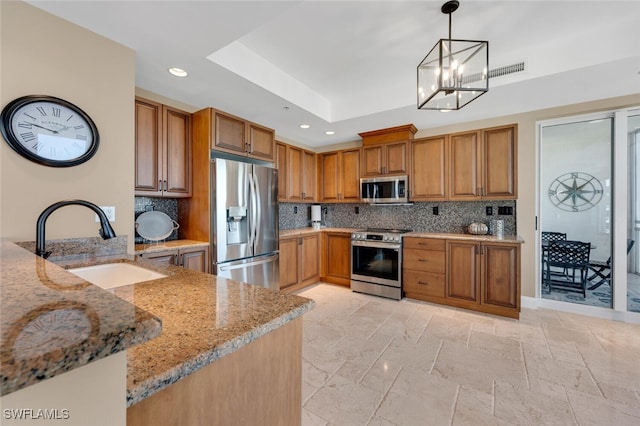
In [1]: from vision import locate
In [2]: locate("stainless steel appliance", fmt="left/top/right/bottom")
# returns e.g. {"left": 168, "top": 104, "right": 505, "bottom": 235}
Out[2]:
{"left": 211, "top": 157, "right": 279, "bottom": 290}
{"left": 360, "top": 175, "right": 408, "bottom": 204}
{"left": 351, "top": 228, "right": 411, "bottom": 300}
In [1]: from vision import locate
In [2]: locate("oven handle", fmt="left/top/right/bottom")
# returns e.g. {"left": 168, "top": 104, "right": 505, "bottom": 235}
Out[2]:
{"left": 351, "top": 241, "right": 401, "bottom": 250}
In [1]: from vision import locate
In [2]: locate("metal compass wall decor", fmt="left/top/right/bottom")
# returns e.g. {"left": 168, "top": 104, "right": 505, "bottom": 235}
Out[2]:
{"left": 548, "top": 172, "right": 604, "bottom": 212}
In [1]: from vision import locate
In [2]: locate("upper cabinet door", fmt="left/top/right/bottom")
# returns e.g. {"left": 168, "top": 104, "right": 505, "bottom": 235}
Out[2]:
{"left": 286, "top": 145, "right": 304, "bottom": 201}
{"left": 276, "top": 142, "right": 288, "bottom": 202}
{"left": 410, "top": 136, "right": 448, "bottom": 201}
{"left": 135, "top": 98, "right": 163, "bottom": 196}
{"left": 320, "top": 151, "right": 340, "bottom": 202}
{"left": 163, "top": 106, "right": 192, "bottom": 197}
{"left": 361, "top": 145, "right": 384, "bottom": 176}
{"left": 302, "top": 150, "right": 317, "bottom": 201}
{"left": 340, "top": 148, "right": 361, "bottom": 201}
{"left": 449, "top": 131, "right": 482, "bottom": 200}
{"left": 483, "top": 125, "right": 517, "bottom": 199}
{"left": 213, "top": 111, "right": 246, "bottom": 154}
{"left": 248, "top": 122, "right": 276, "bottom": 161}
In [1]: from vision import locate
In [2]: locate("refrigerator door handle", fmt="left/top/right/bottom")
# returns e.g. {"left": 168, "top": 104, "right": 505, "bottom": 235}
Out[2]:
{"left": 252, "top": 171, "right": 262, "bottom": 249}
{"left": 248, "top": 168, "right": 258, "bottom": 252}
{"left": 218, "top": 253, "right": 279, "bottom": 271}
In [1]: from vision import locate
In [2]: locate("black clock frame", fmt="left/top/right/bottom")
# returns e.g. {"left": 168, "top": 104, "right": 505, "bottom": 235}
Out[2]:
{"left": 0, "top": 95, "right": 99, "bottom": 167}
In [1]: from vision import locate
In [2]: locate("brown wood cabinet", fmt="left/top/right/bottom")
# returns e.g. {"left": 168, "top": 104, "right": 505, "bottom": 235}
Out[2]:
{"left": 275, "top": 142, "right": 288, "bottom": 202}
{"left": 321, "top": 232, "right": 351, "bottom": 286}
{"left": 135, "top": 97, "right": 192, "bottom": 198}
{"left": 279, "top": 233, "right": 319, "bottom": 292}
{"left": 361, "top": 141, "right": 408, "bottom": 177}
{"left": 403, "top": 238, "right": 446, "bottom": 301}
{"left": 140, "top": 246, "right": 209, "bottom": 273}
{"left": 446, "top": 239, "right": 520, "bottom": 318}
{"left": 285, "top": 145, "right": 316, "bottom": 202}
{"left": 207, "top": 108, "right": 275, "bottom": 162}
{"left": 403, "top": 237, "right": 520, "bottom": 319}
{"left": 449, "top": 124, "right": 517, "bottom": 200}
{"left": 320, "top": 148, "right": 360, "bottom": 202}
{"left": 410, "top": 135, "right": 448, "bottom": 201}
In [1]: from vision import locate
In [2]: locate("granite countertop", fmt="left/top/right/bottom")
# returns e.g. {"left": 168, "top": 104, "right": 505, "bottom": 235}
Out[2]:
{"left": 134, "top": 239, "right": 209, "bottom": 255}
{"left": 405, "top": 231, "right": 524, "bottom": 243}
{"left": 279, "top": 227, "right": 356, "bottom": 237}
{"left": 51, "top": 252, "right": 315, "bottom": 407}
{"left": 2, "top": 239, "right": 314, "bottom": 406}
{"left": 0, "top": 239, "right": 162, "bottom": 397}
{"left": 279, "top": 227, "right": 524, "bottom": 243}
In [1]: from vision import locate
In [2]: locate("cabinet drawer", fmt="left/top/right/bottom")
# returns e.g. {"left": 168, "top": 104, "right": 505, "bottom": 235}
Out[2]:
{"left": 403, "top": 238, "right": 445, "bottom": 251}
{"left": 403, "top": 249, "right": 445, "bottom": 273}
{"left": 403, "top": 270, "right": 445, "bottom": 298}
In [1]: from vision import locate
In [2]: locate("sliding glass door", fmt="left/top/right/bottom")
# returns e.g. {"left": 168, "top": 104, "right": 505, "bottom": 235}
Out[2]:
{"left": 628, "top": 112, "right": 640, "bottom": 313}
{"left": 539, "top": 107, "right": 640, "bottom": 314}
{"left": 540, "top": 116, "right": 613, "bottom": 308}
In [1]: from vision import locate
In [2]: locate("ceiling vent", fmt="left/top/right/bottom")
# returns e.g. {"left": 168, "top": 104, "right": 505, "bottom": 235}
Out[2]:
{"left": 464, "top": 61, "right": 525, "bottom": 84}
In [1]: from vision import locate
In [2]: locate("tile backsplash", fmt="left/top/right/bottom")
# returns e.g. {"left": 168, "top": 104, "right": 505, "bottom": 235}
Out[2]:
{"left": 279, "top": 200, "right": 517, "bottom": 235}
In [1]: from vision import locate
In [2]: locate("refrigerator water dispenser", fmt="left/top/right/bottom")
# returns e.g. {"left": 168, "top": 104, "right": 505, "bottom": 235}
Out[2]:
{"left": 227, "top": 206, "right": 248, "bottom": 244}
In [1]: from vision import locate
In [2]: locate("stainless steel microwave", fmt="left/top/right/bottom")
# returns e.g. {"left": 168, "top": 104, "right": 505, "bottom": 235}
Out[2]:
{"left": 360, "top": 175, "right": 408, "bottom": 204}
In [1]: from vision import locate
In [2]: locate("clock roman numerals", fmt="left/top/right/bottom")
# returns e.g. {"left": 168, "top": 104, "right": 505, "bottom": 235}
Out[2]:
{"left": 18, "top": 122, "right": 32, "bottom": 129}
{"left": 21, "top": 132, "right": 36, "bottom": 142}
{"left": 52, "top": 107, "right": 61, "bottom": 117}
{"left": 36, "top": 107, "right": 47, "bottom": 116}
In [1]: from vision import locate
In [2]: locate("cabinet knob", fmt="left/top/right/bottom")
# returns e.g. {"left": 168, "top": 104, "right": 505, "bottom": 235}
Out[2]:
{"left": 418, "top": 259, "right": 428, "bottom": 262}
{"left": 418, "top": 281, "right": 430, "bottom": 286}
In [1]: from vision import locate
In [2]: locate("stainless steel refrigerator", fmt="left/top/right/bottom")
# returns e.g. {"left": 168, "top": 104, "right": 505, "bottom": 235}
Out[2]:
{"left": 211, "top": 157, "right": 279, "bottom": 289}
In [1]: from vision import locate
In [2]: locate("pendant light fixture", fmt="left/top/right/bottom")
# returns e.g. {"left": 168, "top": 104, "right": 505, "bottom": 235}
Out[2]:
{"left": 417, "top": 0, "right": 489, "bottom": 111}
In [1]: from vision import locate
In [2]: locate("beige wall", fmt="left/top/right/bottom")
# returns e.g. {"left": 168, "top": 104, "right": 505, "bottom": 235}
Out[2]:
{"left": 414, "top": 94, "right": 640, "bottom": 298}
{"left": 0, "top": 1, "right": 135, "bottom": 252}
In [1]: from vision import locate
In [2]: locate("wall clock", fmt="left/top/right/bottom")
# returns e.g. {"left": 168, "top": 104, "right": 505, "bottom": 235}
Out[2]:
{"left": 0, "top": 95, "right": 99, "bottom": 167}
{"left": 548, "top": 172, "right": 603, "bottom": 212}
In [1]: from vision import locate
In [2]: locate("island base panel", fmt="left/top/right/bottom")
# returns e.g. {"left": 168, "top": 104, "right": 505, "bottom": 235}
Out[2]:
{"left": 127, "top": 317, "right": 303, "bottom": 426}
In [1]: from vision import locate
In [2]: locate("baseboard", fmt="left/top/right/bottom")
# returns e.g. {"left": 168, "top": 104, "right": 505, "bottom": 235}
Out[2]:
{"left": 521, "top": 296, "right": 640, "bottom": 324}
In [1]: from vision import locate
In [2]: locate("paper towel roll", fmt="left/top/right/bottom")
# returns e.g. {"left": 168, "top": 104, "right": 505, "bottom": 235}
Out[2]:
{"left": 311, "top": 205, "right": 321, "bottom": 222}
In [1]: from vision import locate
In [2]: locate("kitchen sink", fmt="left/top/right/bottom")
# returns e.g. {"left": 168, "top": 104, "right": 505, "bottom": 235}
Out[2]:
{"left": 68, "top": 262, "right": 167, "bottom": 289}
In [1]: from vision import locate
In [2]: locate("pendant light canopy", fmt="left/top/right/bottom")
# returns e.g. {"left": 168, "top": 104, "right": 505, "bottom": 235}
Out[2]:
{"left": 417, "top": 1, "right": 489, "bottom": 111}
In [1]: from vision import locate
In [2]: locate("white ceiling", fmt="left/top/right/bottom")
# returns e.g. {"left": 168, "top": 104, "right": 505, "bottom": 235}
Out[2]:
{"left": 27, "top": 0, "right": 640, "bottom": 148}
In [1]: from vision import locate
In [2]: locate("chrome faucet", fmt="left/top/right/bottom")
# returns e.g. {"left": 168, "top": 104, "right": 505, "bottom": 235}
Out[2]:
{"left": 36, "top": 199, "right": 117, "bottom": 259}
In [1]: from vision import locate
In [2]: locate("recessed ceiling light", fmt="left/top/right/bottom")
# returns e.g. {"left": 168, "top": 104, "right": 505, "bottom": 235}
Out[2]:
{"left": 168, "top": 67, "right": 188, "bottom": 77}
{"left": 325, "top": 131, "right": 335, "bottom": 135}
{"left": 299, "top": 124, "right": 310, "bottom": 129}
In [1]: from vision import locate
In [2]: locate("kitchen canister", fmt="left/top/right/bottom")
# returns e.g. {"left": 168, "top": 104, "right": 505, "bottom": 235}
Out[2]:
{"left": 492, "top": 219, "right": 504, "bottom": 237}
{"left": 467, "top": 222, "right": 489, "bottom": 235}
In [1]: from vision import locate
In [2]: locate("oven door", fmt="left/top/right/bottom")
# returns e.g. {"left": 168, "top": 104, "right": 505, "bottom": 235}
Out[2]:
{"left": 351, "top": 240, "right": 401, "bottom": 287}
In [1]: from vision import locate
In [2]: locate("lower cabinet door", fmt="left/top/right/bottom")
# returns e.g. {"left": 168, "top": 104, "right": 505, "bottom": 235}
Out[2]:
{"left": 141, "top": 249, "right": 178, "bottom": 266}
{"left": 279, "top": 238, "right": 299, "bottom": 290}
{"left": 180, "top": 247, "right": 209, "bottom": 273}
{"left": 446, "top": 241, "right": 480, "bottom": 303}
{"left": 482, "top": 243, "right": 519, "bottom": 309}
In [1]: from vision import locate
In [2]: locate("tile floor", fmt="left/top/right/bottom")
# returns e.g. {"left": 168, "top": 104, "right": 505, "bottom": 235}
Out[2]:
{"left": 297, "top": 284, "right": 640, "bottom": 425}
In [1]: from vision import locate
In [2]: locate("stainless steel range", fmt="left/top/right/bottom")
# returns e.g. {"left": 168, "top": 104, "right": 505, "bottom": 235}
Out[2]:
{"left": 350, "top": 228, "right": 411, "bottom": 300}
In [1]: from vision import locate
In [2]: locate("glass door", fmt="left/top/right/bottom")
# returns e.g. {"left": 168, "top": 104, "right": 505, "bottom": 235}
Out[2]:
{"left": 540, "top": 116, "right": 613, "bottom": 308}
{"left": 628, "top": 112, "right": 640, "bottom": 313}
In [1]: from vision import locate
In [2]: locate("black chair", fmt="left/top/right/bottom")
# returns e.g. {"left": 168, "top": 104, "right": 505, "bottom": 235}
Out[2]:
{"left": 541, "top": 232, "right": 567, "bottom": 280}
{"left": 587, "top": 239, "right": 636, "bottom": 290}
{"left": 544, "top": 240, "right": 591, "bottom": 297}
{"left": 542, "top": 232, "right": 567, "bottom": 243}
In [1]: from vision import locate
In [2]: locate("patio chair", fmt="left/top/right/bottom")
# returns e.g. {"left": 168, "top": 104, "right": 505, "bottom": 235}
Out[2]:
{"left": 544, "top": 240, "right": 591, "bottom": 297}
{"left": 541, "top": 232, "right": 567, "bottom": 280}
{"left": 587, "top": 239, "right": 635, "bottom": 290}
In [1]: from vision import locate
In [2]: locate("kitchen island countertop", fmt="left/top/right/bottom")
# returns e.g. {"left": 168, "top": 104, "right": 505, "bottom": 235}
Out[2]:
{"left": 1, "top": 239, "right": 314, "bottom": 407}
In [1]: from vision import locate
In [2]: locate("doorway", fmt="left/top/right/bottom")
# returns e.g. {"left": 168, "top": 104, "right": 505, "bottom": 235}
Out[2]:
{"left": 539, "top": 116, "right": 613, "bottom": 308}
